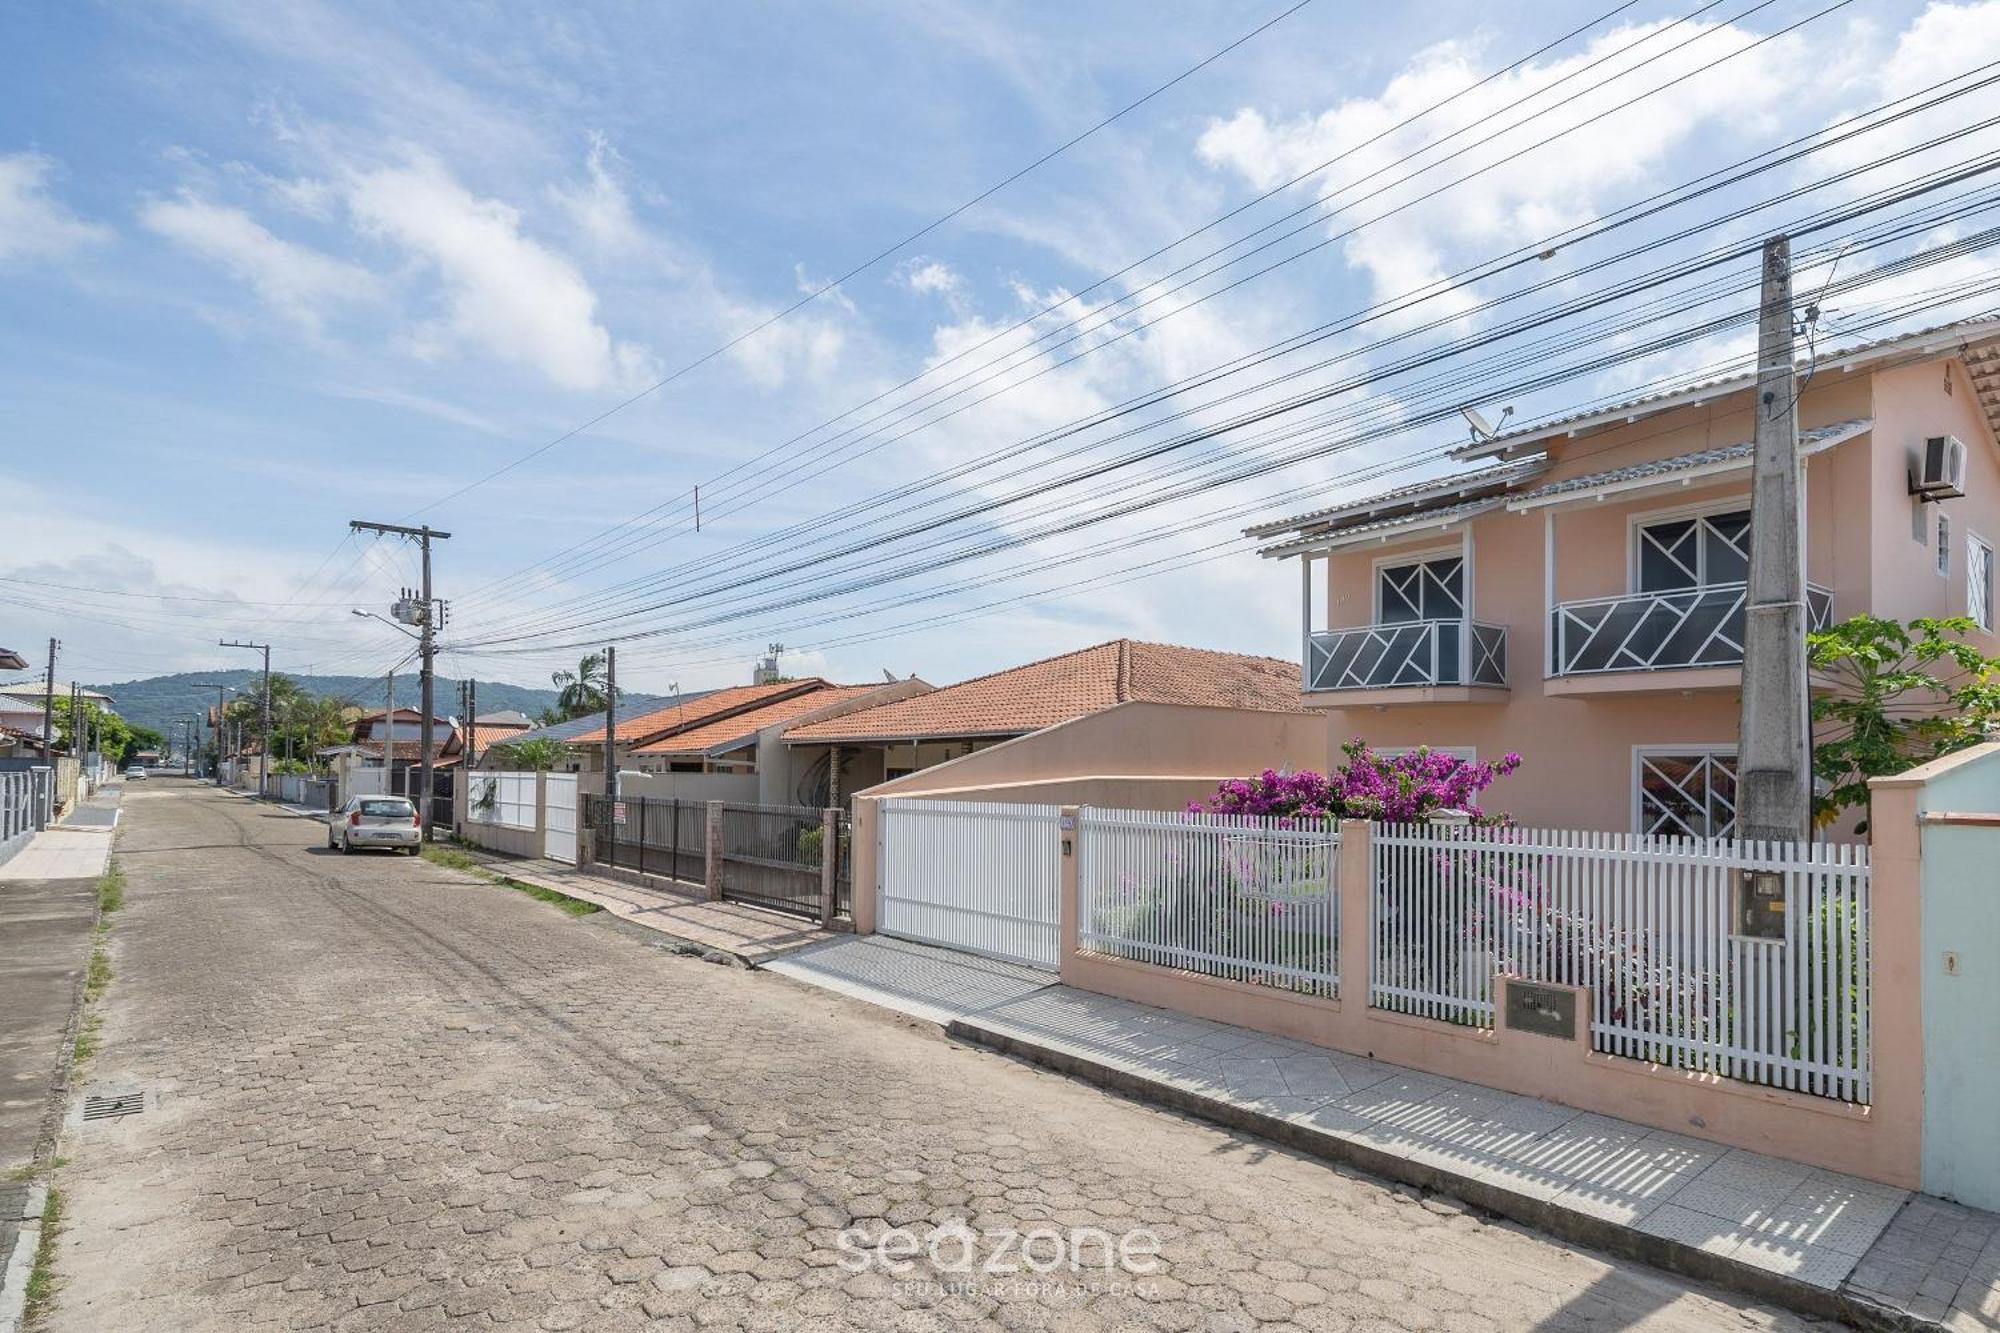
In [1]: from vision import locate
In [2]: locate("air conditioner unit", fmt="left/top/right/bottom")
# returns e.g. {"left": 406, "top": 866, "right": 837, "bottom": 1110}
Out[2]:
{"left": 1909, "top": 435, "right": 1967, "bottom": 500}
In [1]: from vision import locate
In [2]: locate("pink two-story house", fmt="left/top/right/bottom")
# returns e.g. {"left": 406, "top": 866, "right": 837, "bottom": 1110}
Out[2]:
{"left": 1246, "top": 318, "right": 2000, "bottom": 834}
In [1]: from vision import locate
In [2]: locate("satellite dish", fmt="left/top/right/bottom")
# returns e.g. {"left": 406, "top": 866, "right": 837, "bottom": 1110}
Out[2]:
{"left": 1459, "top": 405, "right": 1516, "bottom": 441}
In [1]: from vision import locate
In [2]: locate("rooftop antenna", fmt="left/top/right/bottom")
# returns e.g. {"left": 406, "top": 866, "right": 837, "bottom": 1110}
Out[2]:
{"left": 1459, "top": 404, "right": 1514, "bottom": 443}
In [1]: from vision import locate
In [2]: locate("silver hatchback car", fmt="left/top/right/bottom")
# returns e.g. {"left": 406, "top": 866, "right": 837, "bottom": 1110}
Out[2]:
{"left": 328, "top": 796, "right": 422, "bottom": 855}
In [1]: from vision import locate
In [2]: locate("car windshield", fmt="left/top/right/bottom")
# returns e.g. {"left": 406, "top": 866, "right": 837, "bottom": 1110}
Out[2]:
{"left": 359, "top": 800, "right": 414, "bottom": 817}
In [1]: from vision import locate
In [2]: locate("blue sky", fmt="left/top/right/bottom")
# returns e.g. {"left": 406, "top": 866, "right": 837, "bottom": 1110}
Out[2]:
{"left": 3, "top": 0, "right": 1997, "bottom": 698}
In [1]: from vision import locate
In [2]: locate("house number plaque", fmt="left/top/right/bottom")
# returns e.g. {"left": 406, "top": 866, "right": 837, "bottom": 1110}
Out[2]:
{"left": 1503, "top": 980, "right": 1577, "bottom": 1040}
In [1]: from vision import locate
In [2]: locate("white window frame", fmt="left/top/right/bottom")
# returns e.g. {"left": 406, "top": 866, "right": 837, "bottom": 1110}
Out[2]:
{"left": 1970, "top": 531, "right": 1995, "bottom": 631}
{"left": 1369, "top": 542, "right": 1464, "bottom": 624}
{"left": 1632, "top": 745, "right": 1738, "bottom": 838}
{"left": 1625, "top": 497, "right": 1753, "bottom": 594}
{"left": 1937, "top": 511, "right": 1952, "bottom": 579}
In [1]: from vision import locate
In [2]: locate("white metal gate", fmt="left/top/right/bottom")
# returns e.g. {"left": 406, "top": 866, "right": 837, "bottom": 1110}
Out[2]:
{"left": 544, "top": 773, "right": 578, "bottom": 863}
{"left": 878, "top": 798, "right": 1061, "bottom": 970}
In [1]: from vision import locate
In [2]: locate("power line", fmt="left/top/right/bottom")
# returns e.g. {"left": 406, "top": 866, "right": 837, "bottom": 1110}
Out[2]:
{"left": 405, "top": 0, "right": 1319, "bottom": 517}
{"left": 458, "top": 0, "right": 1901, "bottom": 623}
{"left": 457, "top": 140, "right": 2000, "bottom": 649}
{"left": 449, "top": 222, "right": 2000, "bottom": 658}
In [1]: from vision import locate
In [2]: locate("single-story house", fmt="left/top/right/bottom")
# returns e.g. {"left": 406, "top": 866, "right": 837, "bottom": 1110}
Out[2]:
{"left": 783, "top": 638, "right": 1306, "bottom": 802}
{"left": 563, "top": 680, "right": 840, "bottom": 786}
{"left": 625, "top": 677, "right": 931, "bottom": 805}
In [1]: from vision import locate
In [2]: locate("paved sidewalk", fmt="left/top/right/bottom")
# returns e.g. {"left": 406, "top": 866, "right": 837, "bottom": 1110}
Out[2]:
{"left": 933, "top": 984, "right": 1999, "bottom": 1331}
{"left": 451, "top": 846, "right": 838, "bottom": 964}
{"left": 764, "top": 935, "right": 1054, "bottom": 1025}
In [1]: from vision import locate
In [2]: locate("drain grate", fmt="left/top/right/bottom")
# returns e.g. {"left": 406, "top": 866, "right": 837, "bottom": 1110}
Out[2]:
{"left": 81, "top": 1092, "right": 146, "bottom": 1122}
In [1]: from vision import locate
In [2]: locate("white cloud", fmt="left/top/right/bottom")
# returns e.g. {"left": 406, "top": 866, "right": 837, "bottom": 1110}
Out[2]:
{"left": 0, "top": 153, "right": 111, "bottom": 265}
{"left": 1195, "top": 20, "right": 1796, "bottom": 306}
{"left": 549, "top": 133, "right": 651, "bottom": 258}
{"left": 900, "top": 258, "right": 963, "bottom": 298}
{"left": 343, "top": 154, "right": 657, "bottom": 392}
{"left": 140, "top": 192, "right": 382, "bottom": 334}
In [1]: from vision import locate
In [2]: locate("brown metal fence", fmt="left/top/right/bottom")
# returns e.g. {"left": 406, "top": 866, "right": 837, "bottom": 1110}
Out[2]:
{"left": 584, "top": 795, "right": 706, "bottom": 884}
{"left": 718, "top": 802, "right": 827, "bottom": 919}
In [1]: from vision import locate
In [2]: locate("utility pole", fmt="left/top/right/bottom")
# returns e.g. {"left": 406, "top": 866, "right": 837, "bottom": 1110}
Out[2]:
{"left": 602, "top": 646, "right": 618, "bottom": 808}
{"left": 220, "top": 640, "right": 271, "bottom": 792}
{"left": 385, "top": 665, "right": 395, "bottom": 793}
{"left": 40, "top": 638, "right": 57, "bottom": 760}
{"left": 198, "top": 683, "right": 235, "bottom": 786}
{"left": 351, "top": 520, "right": 450, "bottom": 840}
{"left": 467, "top": 677, "right": 478, "bottom": 770}
{"left": 1738, "top": 235, "right": 1813, "bottom": 846}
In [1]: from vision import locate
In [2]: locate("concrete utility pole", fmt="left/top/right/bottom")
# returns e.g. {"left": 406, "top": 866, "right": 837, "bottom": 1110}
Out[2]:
{"left": 602, "top": 645, "right": 618, "bottom": 808}
{"left": 197, "top": 683, "right": 235, "bottom": 785}
{"left": 220, "top": 640, "right": 271, "bottom": 790}
{"left": 351, "top": 520, "right": 449, "bottom": 840}
{"left": 466, "top": 677, "right": 477, "bottom": 770}
{"left": 40, "top": 639, "right": 57, "bottom": 760}
{"left": 1737, "top": 235, "right": 1813, "bottom": 845}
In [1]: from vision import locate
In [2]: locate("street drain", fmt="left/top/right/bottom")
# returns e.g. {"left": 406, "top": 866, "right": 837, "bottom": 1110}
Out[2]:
{"left": 81, "top": 1092, "right": 146, "bottom": 1122}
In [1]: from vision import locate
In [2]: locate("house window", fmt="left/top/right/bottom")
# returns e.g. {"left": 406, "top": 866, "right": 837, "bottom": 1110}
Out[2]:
{"left": 1634, "top": 508, "right": 1750, "bottom": 591}
{"left": 1938, "top": 513, "right": 1952, "bottom": 578}
{"left": 1376, "top": 555, "right": 1463, "bottom": 623}
{"left": 1970, "top": 534, "right": 1995, "bottom": 631}
{"left": 1636, "top": 749, "right": 1737, "bottom": 838}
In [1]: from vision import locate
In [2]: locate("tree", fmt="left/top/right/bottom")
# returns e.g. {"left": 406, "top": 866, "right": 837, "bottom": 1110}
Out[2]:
{"left": 550, "top": 653, "right": 617, "bottom": 720}
{"left": 485, "top": 737, "right": 568, "bottom": 771}
{"left": 1809, "top": 614, "right": 2000, "bottom": 831}
{"left": 51, "top": 696, "right": 132, "bottom": 765}
{"left": 121, "top": 724, "right": 167, "bottom": 765}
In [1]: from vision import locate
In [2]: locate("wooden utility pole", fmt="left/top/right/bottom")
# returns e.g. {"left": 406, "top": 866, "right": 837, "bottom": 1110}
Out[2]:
{"left": 351, "top": 520, "right": 449, "bottom": 840}
{"left": 1737, "top": 236, "right": 1813, "bottom": 844}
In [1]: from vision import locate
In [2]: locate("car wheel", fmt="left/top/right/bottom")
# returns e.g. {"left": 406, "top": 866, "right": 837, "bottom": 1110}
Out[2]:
{"left": 339, "top": 834, "right": 351, "bottom": 854}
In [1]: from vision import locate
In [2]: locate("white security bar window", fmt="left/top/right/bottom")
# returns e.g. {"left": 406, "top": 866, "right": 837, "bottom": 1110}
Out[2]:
{"left": 1635, "top": 508, "right": 1750, "bottom": 591}
{"left": 1938, "top": 512, "right": 1952, "bottom": 578}
{"left": 1969, "top": 533, "right": 1995, "bottom": 631}
{"left": 1377, "top": 554, "right": 1464, "bottom": 622}
{"left": 1636, "top": 748, "right": 1738, "bottom": 838}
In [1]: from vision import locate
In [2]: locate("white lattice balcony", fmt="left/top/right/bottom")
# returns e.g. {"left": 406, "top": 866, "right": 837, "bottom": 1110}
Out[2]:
{"left": 1305, "top": 619, "right": 1508, "bottom": 692}
{"left": 1550, "top": 581, "right": 1834, "bottom": 676}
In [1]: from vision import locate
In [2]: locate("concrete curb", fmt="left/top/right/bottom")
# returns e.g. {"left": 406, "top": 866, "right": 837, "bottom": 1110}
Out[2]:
{"left": 944, "top": 1016, "right": 1930, "bottom": 1333}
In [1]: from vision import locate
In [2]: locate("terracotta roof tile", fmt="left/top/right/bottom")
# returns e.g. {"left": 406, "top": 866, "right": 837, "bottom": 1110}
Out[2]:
{"left": 785, "top": 640, "right": 1303, "bottom": 744}
{"left": 633, "top": 685, "right": 880, "bottom": 756}
{"left": 568, "top": 680, "right": 827, "bottom": 746}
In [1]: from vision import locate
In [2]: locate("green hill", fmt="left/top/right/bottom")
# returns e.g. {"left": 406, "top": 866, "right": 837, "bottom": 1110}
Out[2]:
{"left": 87, "top": 671, "right": 664, "bottom": 741}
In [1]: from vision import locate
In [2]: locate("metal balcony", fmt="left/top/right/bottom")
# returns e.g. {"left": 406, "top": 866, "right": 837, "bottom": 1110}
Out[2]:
{"left": 1550, "top": 581, "right": 1834, "bottom": 676}
{"left": 1305, "top": 619, "right": 1508, "bottom": 692}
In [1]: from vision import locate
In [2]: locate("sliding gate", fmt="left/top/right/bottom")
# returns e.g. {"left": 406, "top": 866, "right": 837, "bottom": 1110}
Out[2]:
{"left": 877, "top": 798, "right": 1061, "bottom": 970}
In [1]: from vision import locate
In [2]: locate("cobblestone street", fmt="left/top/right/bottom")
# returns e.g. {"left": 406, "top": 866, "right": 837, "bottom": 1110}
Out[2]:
{"left": 43, "top": 783, "right": 1824, "bottom": 1332}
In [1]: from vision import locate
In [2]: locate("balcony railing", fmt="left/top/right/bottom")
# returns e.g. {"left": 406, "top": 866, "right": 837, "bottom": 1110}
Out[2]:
{"left": 1306, "top": 619, "right": 1507, "bottom": 692}
{"left": 1551, "top": 581, "right": 1834, "bottom": 676}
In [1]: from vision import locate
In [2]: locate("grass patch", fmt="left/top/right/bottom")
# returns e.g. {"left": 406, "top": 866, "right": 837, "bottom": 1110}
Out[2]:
{"left": 503, "top": 877, "right": 601, "bottom": 917}
{"left": 418, "top": 844, "right": 480, "bottom": 873}
{"left": 94, "top": 862, "right": 125, "bottom": 916}
{"left": 71, "top": 1013, "right": 104, "bottom": 1066}
{"left": 83, "top": 945, "right": 111, "bottom": 1003}
{"left": 23, "top": 1183, "right": 63, "bottom": 1327}
{"left": 419, "top": 843, "right": 600, "bottom": 917}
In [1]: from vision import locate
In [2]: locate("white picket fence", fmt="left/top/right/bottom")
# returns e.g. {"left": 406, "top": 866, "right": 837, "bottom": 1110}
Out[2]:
{"left": 878, "top": 799, "right": 1062, "bottom": 969}
{"left": 1370, "top": 824, "right": 1871, "bottom": 1103}
{"left": 467, "top": 771, "right": 536, "bottom": 831}
{"left": 1077, "top": 808, "right": 1340, "bottom": 998}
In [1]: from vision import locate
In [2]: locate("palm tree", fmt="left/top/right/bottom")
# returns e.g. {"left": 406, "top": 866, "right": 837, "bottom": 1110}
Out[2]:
{"left": 550, "top": 653, "right": 615, "bottom": 719}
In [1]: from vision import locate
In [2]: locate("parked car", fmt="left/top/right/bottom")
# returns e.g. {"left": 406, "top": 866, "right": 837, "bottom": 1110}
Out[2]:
{"left": 123, "top": 765, "right": 147, "bottom": 780}
{"left": 328, "top": 796, "right": 421, "bottom": 855}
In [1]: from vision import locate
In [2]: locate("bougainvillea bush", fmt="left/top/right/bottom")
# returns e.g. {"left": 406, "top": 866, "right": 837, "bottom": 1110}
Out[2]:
{"left": 1191, "top": 740, "right": 1522, "bottom": 824}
